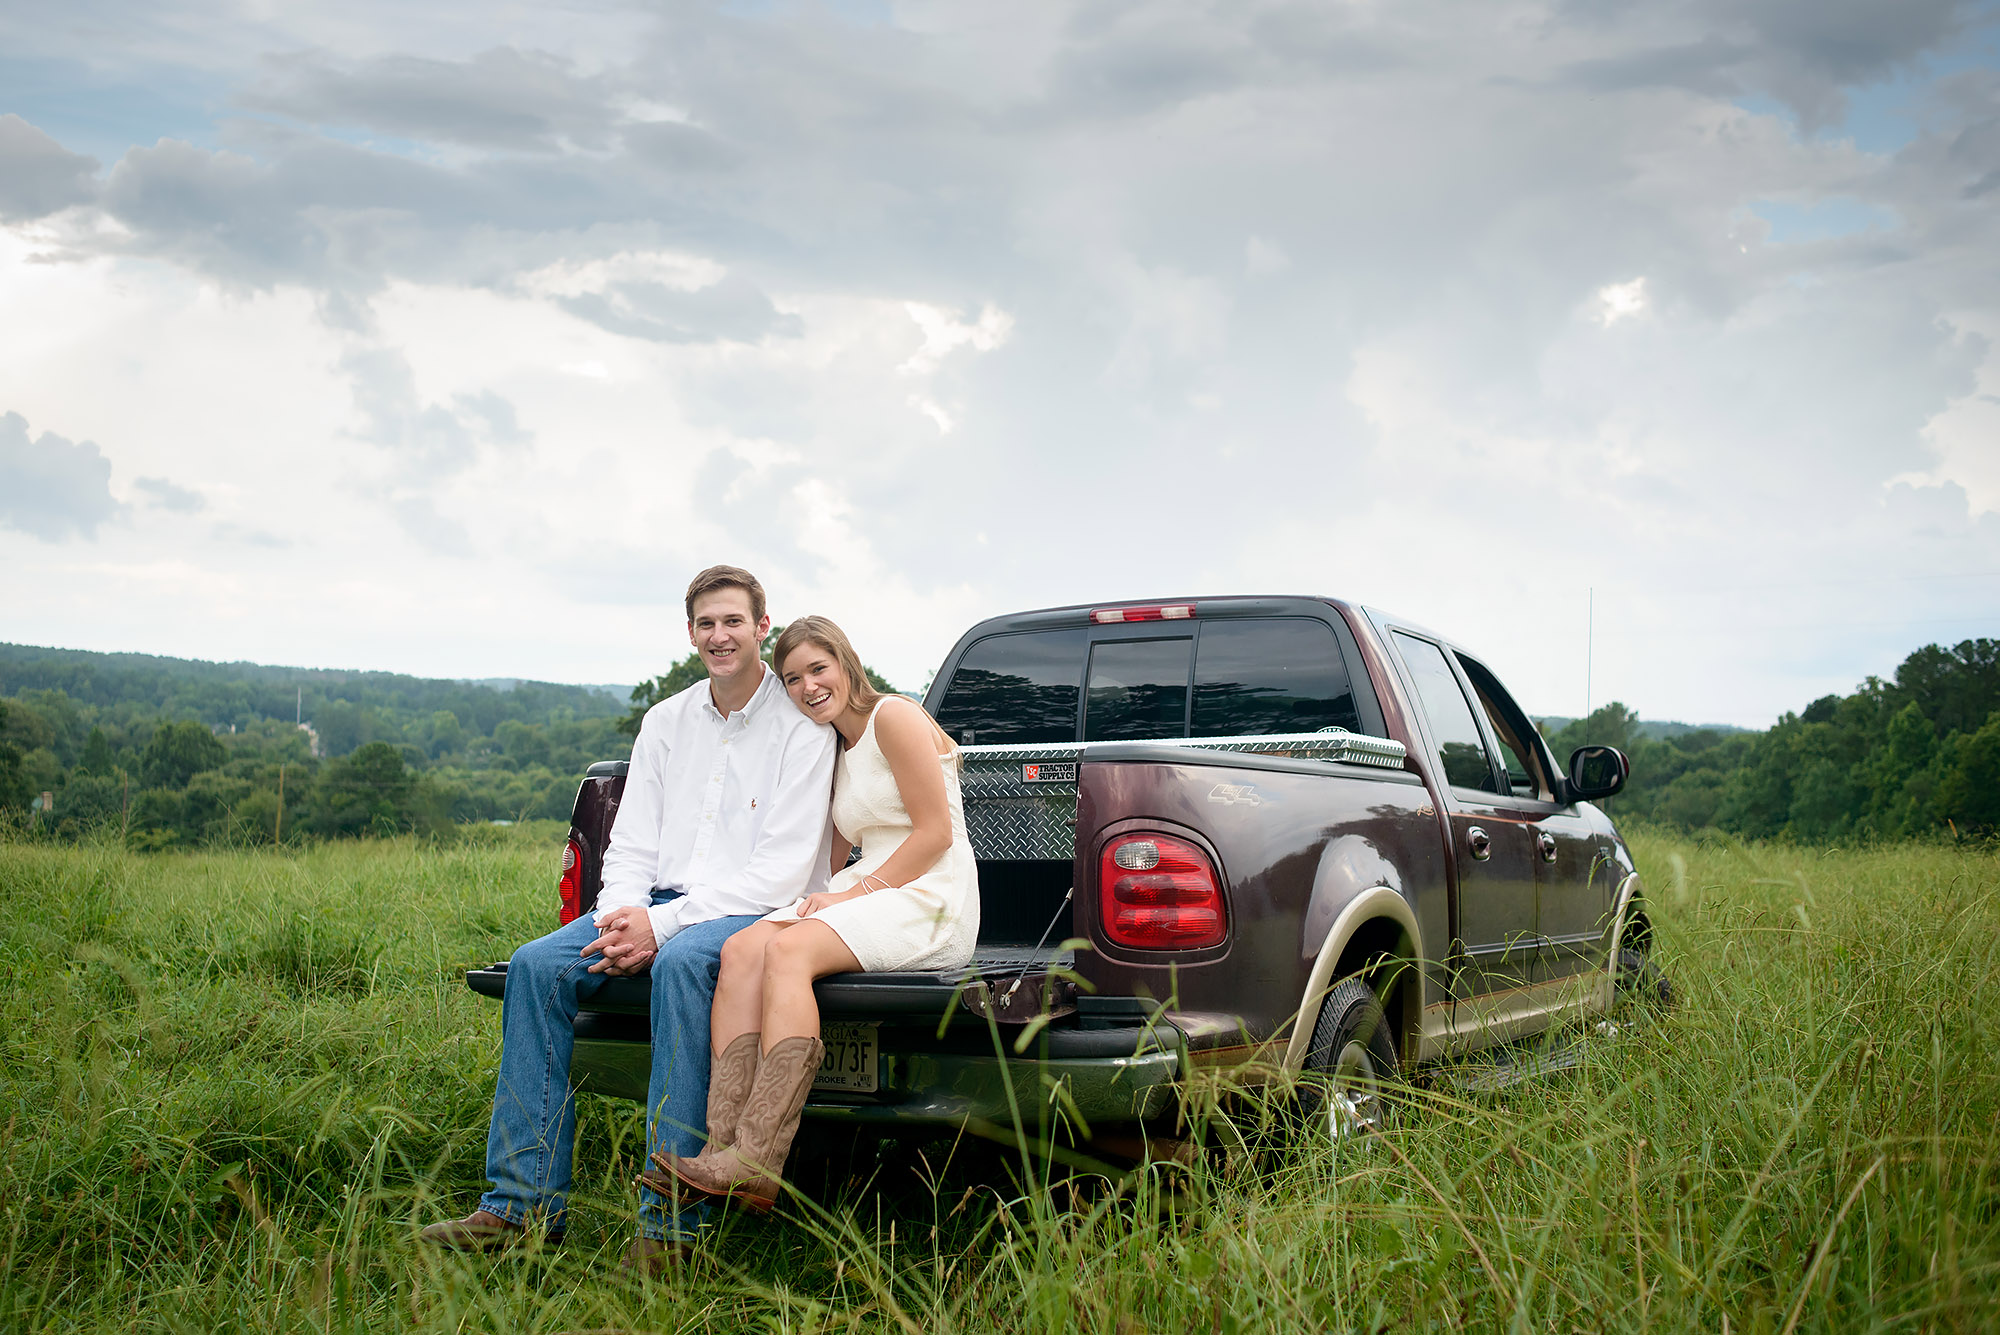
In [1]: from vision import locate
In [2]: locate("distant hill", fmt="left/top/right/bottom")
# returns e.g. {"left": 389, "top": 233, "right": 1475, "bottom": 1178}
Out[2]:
{"left": 462, "top": 677, "right": 631, "bottom": 699}
{"left": 1534, "top": 715, "right": 1751, "bottom": 741}
{"left": 0, "top": 642, "right": 627, "bottom": 754}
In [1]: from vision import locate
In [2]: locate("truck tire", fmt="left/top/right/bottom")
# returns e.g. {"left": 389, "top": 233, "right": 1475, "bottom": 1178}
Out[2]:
{"left": 1299, "top": 978, "right": 1398, "bottom": 1142}
{"left": 1612, "top": 948, "right": 1672, "bottom": 1015}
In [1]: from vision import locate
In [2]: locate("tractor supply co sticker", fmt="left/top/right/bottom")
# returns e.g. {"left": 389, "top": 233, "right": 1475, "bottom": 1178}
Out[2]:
{"left": 1021, "top": 762, "right": 1078, "bottom": 783}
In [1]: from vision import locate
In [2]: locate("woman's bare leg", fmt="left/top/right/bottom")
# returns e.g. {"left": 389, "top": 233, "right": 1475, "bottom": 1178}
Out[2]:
{"left": 711, "top": 921, "right": 785, "bottom": 1054}
{"left": 759, "top": 921, "right": 862, "bottom": 1050}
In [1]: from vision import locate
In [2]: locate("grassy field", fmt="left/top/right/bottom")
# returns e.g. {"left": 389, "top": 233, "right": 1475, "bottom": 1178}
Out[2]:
{"left": 0, "top": 825, "right": 1995, "bottom": 1332}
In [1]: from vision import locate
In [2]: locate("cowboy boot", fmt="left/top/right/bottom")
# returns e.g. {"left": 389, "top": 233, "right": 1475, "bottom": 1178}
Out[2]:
{"left": 654, "top": 1031, "right": 760, "bottom": 1172}
{"left": 665, "top": 1035, "right": 822, "bottom": 1212}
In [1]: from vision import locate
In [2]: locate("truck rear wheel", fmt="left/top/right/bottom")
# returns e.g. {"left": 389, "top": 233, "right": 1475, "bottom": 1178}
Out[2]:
{"left": 1612, "top": 948, "right": 1673, "bottom": 1015}
{"left": 1299, "top": 978, "right": 1398, "bottom": 1142}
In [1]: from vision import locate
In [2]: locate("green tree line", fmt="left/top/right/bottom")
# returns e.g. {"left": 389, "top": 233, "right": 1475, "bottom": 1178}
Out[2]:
{"left": 1, "top": 634, "right": 901, "bottom": 848}
{"left": 1542, "top": 638, "right": 2000, "bottom": 840}
{"left": 19, "top": 631, "right": 1986, "bottom": 849}
{"left": 0, "top": 644, "right": 635, "bottom": 846}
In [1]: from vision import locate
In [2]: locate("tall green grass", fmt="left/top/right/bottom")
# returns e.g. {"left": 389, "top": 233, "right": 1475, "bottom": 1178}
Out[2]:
{"left": 0, "top": 827, "right": 1994, "bottom": 1331}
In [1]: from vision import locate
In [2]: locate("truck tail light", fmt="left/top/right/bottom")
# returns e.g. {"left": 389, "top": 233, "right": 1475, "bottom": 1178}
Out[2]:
{"left": 557, "top": 835, "right": 584, "bottom": 925}
{"left": 1091, "top": 604, "right": 1195, "bottom": 624}
{"left": 1099, "top": 833, "right": 1226, "bottom": 950}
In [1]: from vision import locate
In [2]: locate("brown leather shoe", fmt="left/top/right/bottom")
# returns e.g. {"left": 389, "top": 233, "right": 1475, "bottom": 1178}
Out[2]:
{"left": 621, "top": 1234, "right": 693, "bottom": 1277}
{"left": 416, "top": 1209, "right": 544, "bottom": 1252}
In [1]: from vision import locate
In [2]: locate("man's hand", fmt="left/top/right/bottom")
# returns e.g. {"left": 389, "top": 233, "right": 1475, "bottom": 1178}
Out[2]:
{"left": 585, "top": 907, "right": 658, "bottom": 975}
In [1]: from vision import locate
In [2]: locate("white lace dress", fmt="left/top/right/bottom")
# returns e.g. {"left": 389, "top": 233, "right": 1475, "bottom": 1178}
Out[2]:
{"left": 763, "top": 699, "right": 980, "bottom": 972}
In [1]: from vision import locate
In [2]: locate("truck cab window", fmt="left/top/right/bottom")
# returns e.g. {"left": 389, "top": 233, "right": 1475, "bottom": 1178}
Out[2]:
{"left": 1391, "top": 632, "right": 1499, "bottom": 793}
{"left": 1192, "top": 618, "right": 1363, "bottom": 737}
{"left": 934, "top": 629, "right": 1086, "bottom": 744}
{"left": 1456, "top": 655, "right": 1553, "bottom": 801}
{"left": 1085, "top": 637, "right": 1193, "bottom": 741}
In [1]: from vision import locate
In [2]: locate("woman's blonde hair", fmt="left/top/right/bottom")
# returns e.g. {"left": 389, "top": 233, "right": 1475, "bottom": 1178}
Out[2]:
{"left": 771, "top": 616, "right": 886, "bottom": 721}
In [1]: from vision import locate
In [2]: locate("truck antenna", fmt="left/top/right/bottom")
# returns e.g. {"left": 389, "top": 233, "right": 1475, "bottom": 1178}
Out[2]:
{"left": 1583, "top": 587, "right": 1593, "bottom": 745}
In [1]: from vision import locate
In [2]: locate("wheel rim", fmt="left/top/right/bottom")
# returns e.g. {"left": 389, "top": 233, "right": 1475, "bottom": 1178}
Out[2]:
{"left": 1325, "top": 1039, "right": 1385, "bottom": 1141}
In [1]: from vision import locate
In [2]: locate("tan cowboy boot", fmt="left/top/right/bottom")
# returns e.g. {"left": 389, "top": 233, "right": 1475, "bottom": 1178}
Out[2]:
{"left": 665, "top": 1035, "right": 823, "bottom": 1212}
{"left": 644, "top": 1031, "right": 759, "bottom": 1188}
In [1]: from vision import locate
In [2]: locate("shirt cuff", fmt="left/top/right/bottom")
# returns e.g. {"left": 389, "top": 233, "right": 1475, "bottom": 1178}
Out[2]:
{"left": 645, "top": 899, "right": 686, "bottom": 946}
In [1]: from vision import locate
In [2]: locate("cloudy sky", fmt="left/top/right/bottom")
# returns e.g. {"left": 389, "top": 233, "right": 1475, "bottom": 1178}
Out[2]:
{"left": 3, "top": 0, "right": 1997, "bottom": 726}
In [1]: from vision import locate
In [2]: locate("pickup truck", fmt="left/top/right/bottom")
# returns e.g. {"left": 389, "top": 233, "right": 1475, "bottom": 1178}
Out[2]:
{"left": 468, "top": 595, "right": 1659, "bottom": 1149}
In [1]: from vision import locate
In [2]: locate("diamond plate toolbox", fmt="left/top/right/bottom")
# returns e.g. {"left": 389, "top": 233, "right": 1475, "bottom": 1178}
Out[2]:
{"left": 960, "top": 743, "right": 1086, "bottom": 862}
{"left": 958, "top": 730, "right": 1407, "bottom": 861}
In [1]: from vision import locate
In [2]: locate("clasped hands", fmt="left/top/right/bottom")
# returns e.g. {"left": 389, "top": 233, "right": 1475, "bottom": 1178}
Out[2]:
{"left": 584, "top": 907, "right": 658, "bottom": 975}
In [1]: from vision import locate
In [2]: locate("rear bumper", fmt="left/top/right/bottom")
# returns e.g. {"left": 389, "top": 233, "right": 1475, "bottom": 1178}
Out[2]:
{"left": 466, "top": 964, "right": 1183, "bottom": 1129}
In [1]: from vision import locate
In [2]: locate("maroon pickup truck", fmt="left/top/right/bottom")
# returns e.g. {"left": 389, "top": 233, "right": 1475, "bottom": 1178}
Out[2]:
{"left": 470, "top": 595, "right": 1659, "bottom": 1147}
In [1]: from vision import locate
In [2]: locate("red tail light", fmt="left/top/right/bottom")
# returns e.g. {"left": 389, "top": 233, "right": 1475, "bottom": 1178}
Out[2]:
{"left": 557, "top": 836, "right": 584, "bottom": 925}
{"left": 1092, "top": 604, "right": 1195, "bottom": 624}
{"left": 1099, "top": 833, "right": 1226, "bottom": 950}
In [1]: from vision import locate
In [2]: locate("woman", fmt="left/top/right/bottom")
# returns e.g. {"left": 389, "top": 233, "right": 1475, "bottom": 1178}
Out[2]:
{"left": 641, "top": 615, "right": 979, "bottom": 1211}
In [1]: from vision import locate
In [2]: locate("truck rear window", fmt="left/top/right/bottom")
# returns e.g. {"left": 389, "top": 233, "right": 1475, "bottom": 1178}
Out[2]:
{"left": 934, "top": 629, "right": 1084, "bottom": 744}
{"left": 938, "top": 615, "right": 1370, "bottom": 745}
{"left": 1085, "top": 637, "right": 1193, "bottom": 740}
{"left": 1192, "top": 618, "right": 1362, "bottom": 736}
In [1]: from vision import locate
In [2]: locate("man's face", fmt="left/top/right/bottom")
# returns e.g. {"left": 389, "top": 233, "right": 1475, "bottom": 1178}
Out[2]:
{"left": 687, "top": 588, "right": 770, "bottom": 686}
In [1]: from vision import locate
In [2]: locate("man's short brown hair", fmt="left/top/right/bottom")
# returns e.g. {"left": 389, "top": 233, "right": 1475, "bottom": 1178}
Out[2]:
{"left": 684, "top": 565, "right": 767, "bottom": 624}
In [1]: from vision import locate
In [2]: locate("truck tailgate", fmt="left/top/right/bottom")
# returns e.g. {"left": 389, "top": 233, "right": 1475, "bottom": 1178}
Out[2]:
{"left": 466, "top": 944, "right": 1073, "bottom": 1019}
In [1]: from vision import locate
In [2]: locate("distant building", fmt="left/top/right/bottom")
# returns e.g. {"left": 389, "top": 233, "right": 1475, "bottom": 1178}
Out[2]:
{"left": 297, "top": 721, "right": 322, "bottom": 758}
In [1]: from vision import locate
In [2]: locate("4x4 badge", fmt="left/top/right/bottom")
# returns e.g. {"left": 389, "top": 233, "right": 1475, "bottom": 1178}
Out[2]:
{"left": 1208, "top": 782, "right": 1261, "bottom": 806}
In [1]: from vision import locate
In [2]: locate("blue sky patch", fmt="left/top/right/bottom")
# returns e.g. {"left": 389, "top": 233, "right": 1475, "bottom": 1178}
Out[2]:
{"left": 0, "top": 56, "right": 222, "bottom": 164}
{"left": 1751, "top": 197, "right": 1899, "bottom": 244}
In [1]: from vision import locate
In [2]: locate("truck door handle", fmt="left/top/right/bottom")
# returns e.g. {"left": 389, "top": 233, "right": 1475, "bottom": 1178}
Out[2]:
{"left": 1537, "top": 832, "right": 1557, "bottom": 863}
{"left": 1466, "top": 826, "right": 1492, "bottom": 861}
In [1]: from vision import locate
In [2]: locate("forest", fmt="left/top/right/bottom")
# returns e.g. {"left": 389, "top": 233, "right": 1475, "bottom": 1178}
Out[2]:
{"left": 1543, "top": 636, "right": 2000, "bottom": 839}
{"left": 2, "top": 635, "right": 1996, "bottom": 846}
{"left": 0, "top": 641, "right": 636, "bottom": 845}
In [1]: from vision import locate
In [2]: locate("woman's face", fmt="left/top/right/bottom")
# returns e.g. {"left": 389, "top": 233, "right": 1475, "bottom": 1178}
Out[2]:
{"left": 781, "top": 641, "right": 850, "bottom": 726}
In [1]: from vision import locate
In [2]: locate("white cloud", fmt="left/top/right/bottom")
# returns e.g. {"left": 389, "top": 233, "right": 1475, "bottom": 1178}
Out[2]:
{"left": 1900, "top": 316, "right": 2000, "bottom": 518}
{"left": 899, "top": 302, "right": 1013, "bottom": 376}
{"left": 908, "top": 395, "right": 956, "bottom": 434}
{"left": 1596, "top": 277, "right": 1649, "bottom": 326}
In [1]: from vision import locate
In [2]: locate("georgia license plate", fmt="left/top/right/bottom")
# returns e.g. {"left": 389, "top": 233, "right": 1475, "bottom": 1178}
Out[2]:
{"left": 814, "top": 1022, "right": 879, "bottom": 1093}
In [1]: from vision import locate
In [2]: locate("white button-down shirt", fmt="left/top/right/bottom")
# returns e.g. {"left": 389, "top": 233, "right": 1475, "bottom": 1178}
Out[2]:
{"left": 595, "top": 665, "right": 838, "bottom": 945}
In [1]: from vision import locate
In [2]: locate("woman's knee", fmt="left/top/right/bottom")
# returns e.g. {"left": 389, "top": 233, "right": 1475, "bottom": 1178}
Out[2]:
{"left": 719, "top": 927, "right": 771, "bottom": 975}
{"left": 763, "top": 928, "right": 822, "bottom": 978}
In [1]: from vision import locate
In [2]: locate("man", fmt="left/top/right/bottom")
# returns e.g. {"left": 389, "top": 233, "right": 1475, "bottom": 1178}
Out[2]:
{"left": 421, "top": 565, "right": 837, "bottom": 1272}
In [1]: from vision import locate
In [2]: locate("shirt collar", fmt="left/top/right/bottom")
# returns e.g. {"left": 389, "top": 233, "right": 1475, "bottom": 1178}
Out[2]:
{"left": 702, "top": 661, "right": 774, "bottom": 722}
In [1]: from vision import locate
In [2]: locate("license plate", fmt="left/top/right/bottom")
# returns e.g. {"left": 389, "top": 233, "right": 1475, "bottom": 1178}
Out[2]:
{"left": 814, "top": 1022, "right": 879, "bottom": 1093}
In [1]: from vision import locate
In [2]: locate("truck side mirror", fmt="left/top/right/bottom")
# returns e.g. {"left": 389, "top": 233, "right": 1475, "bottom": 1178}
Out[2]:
{"left": 1567, "top": 744, "right": 1629, "bottom": 801}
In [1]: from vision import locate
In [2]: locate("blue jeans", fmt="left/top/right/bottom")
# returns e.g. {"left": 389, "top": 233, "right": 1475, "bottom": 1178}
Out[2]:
{"left": 476, "top": 893, "right": 761, "bottom": 1242}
